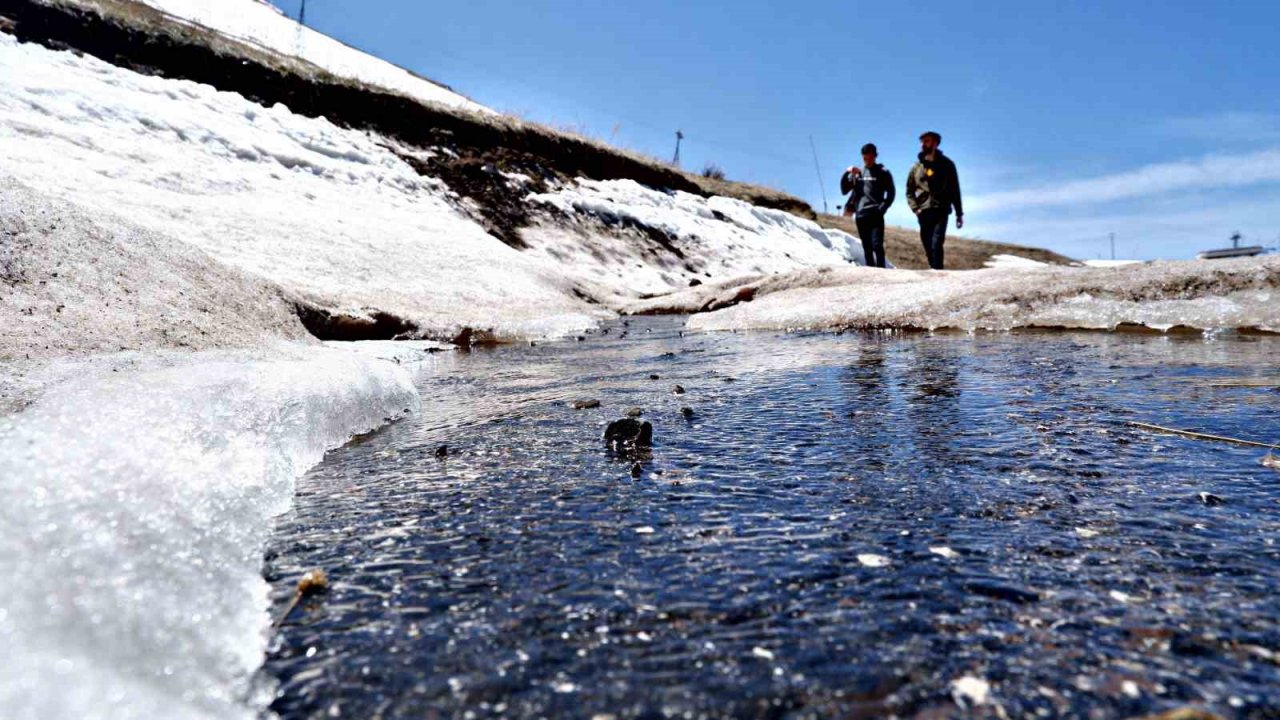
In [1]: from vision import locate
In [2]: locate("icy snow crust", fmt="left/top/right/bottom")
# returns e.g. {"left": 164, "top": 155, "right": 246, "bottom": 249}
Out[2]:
{"left": 528, "top": 179, "right": 863, "bottom": 301}
{"left": 0, "top": 34, "right": 598, "bottom": 340}
{"left": 0, "top": 348, "right": 419, "bottom": 720}
{"left": 686, "top": 258, "right": 1280, "bottom": 334}
{"left": 130, "top": 0, "right": 492, "bottom": 115}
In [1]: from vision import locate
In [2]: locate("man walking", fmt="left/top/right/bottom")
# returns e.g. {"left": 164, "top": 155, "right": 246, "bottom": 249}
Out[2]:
{"left": 906, "top": 131, "right": 963, "bottom": 270}
{"left": 840, "top": 143, "right": 895, "bottom": 268}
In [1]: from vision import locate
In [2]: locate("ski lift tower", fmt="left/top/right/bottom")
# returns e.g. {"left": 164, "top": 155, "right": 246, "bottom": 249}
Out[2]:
{"left": 672, "top": 130, "right": 684, "bottom": 167}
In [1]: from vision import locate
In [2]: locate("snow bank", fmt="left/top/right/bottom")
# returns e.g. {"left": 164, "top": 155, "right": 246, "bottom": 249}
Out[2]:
{"left": 0, "top": 347, "right": 419, "bottom": 719}
{"left": 525, "top": 179, "right": 862, "bottom": 303}
{"left": 0, "top": 34, "right": 597, "bottom": 340}
{"left": 686, "top": 257, "right": 1280, "bottom": 334}
{"left": 0, "top": 176, "right": 307, "bottom": 363}
{"left": 129, "top": 0, "right": 492, "bottom": 114}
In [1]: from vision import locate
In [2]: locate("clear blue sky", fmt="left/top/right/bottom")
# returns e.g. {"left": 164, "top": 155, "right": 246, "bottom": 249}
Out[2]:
{"left": 273, "top": 0, "right": 1280, "bottom": 260}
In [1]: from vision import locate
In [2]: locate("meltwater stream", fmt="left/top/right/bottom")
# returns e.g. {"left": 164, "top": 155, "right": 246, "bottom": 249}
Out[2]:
{"left": 262, "top": 318, "right": 1279, "bottom": 719}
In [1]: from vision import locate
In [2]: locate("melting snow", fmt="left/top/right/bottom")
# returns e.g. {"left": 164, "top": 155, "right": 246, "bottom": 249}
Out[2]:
{"left": 130, "top": 0, "right": 492, "bottom": 114}
{"left": 0, "top": 347, "right": 418, "bottom": 719}
{"left": 0, "top": 34, "right": 598, "bottom": 341}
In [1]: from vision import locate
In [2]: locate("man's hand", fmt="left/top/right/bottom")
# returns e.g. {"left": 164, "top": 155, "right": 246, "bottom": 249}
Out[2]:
{"left": 846, "top": 166, "right": 862, "bottom": 177}
{"left": 956, "top": 215, "right": 964, "bottom": 230}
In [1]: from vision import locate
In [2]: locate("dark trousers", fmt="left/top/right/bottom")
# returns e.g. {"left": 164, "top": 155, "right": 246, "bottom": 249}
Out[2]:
{"left": 855, "top": 215, "right": 887, "bottom": 268}
{"left": 918, "top": 209, "right": 949, "bottom": 270}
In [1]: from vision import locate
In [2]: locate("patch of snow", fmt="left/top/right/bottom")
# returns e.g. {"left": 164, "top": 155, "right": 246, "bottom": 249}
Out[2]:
{"left": 526, "top": 179, "right": 863, "bottom": 303}
{"left": 0, "top": 346, "right": 419, "bottom": 719}
{"left": 929, "top": 546, "right": 959, "bottom": 560}
{"left": 1082, "top": 259, "right": 1145, "bottom": 268}
{"left": 686, "top": 259, "right": 1280, "bottom": 334}
{"left": 984, "top": 253, "right": 1048, "bottom": 269}
{"left": 0, "top": 35, "right": 599, "bottom": 340}
{"left": 323, "top": 339, "right": 454, "bottom": 364}
{"left": 129, "top": 0, "right": 492, "bottom": 114}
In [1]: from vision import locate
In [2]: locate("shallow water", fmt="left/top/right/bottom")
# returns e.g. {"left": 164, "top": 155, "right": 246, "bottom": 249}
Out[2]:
{"left": 263, "top": 318, "right": 1280, "bottom": 719}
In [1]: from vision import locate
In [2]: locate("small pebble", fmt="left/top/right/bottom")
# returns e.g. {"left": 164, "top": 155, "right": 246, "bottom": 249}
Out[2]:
{"left": 673, "top": 385, "right": 686, "bottom": 395}
{"left": 630, "top": 462, "right": 643, "bottom": 478}
{"left": 649, "top": 374, "right": 661, "bottom": 381}
{"left": 571, "top": 399, "right": 601, "bottom": 410}
{"left": 434, "top": 445, "right": 449, "bottom": 459}
{"left": 680, "top": 407, "right": 695, "bottom": 419}
{"left": 625, "top": 407, "right": 643, "bottom": 418}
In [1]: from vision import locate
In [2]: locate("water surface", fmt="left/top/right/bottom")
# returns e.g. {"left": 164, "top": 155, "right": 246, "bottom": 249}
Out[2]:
{"left": 264, "top": 318, "right": 1280, "bottom": 718}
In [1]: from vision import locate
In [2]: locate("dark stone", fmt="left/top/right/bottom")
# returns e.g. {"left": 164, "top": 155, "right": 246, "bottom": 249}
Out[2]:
{"left": 649, "top": 374, "right": 661, "bottom": 381}
{"left": 689, "top": 279, "right": 703, "bottom": 287}
{"left": 630, "top": 462, "right": 643, "bottom": 478}
{"left": 673, "top": 385, "right": 687, "bottom": 395}
{"left": 605, "top": 419, "right": 653, "bottom": 452}
{"left": 962, "top": 580, "right": 1040, "bottom": 604}
{"left": 434, "top": 445, "right": 449, "bottom": 459}
{"left": 681, "top": 407, "right": 695, "bottom": 419}
{"left": 625, "top": 407, "right": 644, "bottom": 418}
{"left": 571, "top": 399, "right": 601, "bottom": 410}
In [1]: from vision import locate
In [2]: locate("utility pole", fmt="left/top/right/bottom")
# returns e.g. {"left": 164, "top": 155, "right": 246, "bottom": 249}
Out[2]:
{"left": 809, "top": 135, "right": 829, "bottom": 215}
{"left": 1110, "top": 232, "right": 1115, "bottom": 261}
{"left": 672, "top": 131, "right": 683, "bottom": 167}
{"left": 298, "top": 0, "right": 307, "bottom": 26}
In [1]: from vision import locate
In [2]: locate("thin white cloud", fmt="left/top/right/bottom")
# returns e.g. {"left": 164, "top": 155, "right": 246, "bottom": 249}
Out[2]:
{"left": 966, "top": 148, "right": 1280, "bottom": 214}
{"left": 1160, "top": 112, "right": 1280, "bottom": 143}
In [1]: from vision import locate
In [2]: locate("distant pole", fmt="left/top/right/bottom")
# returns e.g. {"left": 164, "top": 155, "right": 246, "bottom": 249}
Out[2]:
{"left": 298, "top": 0, "right": 307, "bottom": 25}
{"left": 1110, "top": 232, "right": 1115, "bottom": 260}
{"left": 809, "top": 135, "right": 829, "bottom": 215}
{"left": 672, "top": 131, "right": 684, "bottom": 167}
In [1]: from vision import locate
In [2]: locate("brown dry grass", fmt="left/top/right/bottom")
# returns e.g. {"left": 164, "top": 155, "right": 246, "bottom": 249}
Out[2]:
{"left": 815, "top": 213, "right": 1075, "bottom": 270}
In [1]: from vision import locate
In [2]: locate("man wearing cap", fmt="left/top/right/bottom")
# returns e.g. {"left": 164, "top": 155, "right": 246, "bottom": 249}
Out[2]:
{"left": 906, "top": 131, "right": 964, "bottom": 270}
{"left": 840, "top": 143, "right": 895, "bottom": 268}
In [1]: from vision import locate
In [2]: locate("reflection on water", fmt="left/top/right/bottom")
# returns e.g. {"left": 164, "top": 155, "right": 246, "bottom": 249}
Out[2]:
{"left": 262, "top": 318, "right": 1280, "bottom": 719}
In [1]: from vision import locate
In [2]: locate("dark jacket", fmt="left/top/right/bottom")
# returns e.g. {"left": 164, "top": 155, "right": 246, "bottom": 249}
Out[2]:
{"left": 841, "top": 163, "right": 896, "bottom": 218}
{"left": 906, "top": 150, "right": 963, "bottom": 216}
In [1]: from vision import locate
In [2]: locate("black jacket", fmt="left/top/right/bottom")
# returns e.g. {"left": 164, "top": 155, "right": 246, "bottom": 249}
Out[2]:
{"left": 906, "top": 151, "right": 963, "bottom": 216}
{"left": 841, "top": 163, "right": 896, "bottom": 218}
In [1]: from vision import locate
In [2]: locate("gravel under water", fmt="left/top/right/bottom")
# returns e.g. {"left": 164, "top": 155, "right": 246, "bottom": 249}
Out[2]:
{"left": 262, "top": 318, "right": 1280, "bottom": 719}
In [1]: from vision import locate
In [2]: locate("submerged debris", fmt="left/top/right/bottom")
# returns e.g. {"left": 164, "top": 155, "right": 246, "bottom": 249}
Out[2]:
{"left": 274, "top": 568, "right": 330, "bottom": 628}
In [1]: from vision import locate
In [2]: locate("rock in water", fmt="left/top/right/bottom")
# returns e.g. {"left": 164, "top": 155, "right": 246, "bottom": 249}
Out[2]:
{"left": 680, "top": 406, "right": 695, "bottom": 419}
{"left": 1198, "top": 491, "right": 1225, "bottom": 506}
{"left": 673, "top": 385, "right": 687, "bottom": 395}
{"left": 571, "top": 399, "right": 601, "bottom": 410}
{"left": 434, "top": 445, "right": 449, "bottom": 459}
{"left": 630, "top": 462, "right": 643, "bottom": 478}
{"left": 605, "top": 418, "right": 653, "bottom": 452}
{"left": 625, "top": 407, "right": 644, "bottom": 418}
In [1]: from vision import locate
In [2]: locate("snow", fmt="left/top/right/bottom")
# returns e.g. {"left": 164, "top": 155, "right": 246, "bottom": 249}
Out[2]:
{"left": 526, "top": 179, "right": 863, "bottom": 304}
{"left": 687, "top": 258, "right": 1280, "bottom": 334}
{"left": 129, "top": 0, "right": 492, "bottom": 115}
{"left": 983, "top": 253, "right": 1048, "bottom": 269}
{"left": 1082, "top": 259, "right": 1145, "bottom": 268}
{"left": 0, "top": 346, "right": 418, "bottom": 720}
{"left": 0, "top": 35, "right": 599, "bottom": 341}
